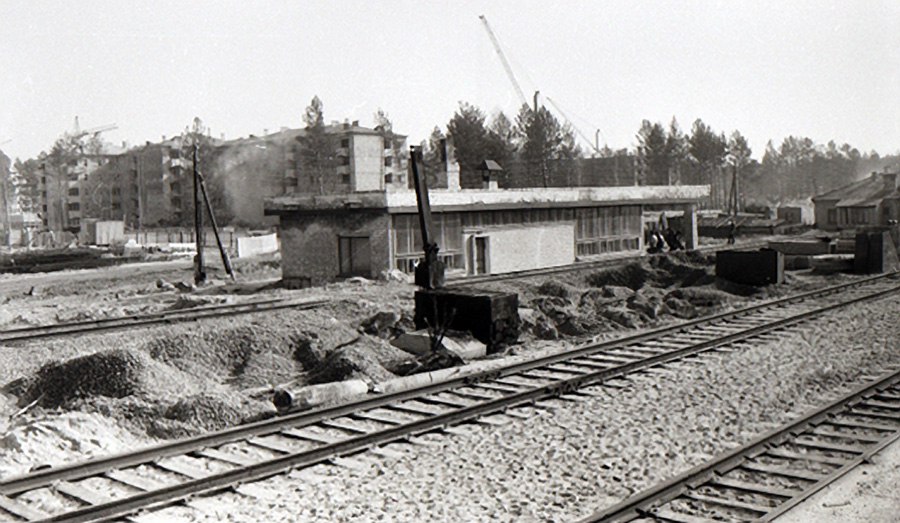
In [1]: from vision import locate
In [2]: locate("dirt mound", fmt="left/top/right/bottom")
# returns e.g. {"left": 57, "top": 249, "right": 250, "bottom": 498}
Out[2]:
{"left": 537, "top": 280, "right": 579, "bottom": 299}
{"left": 18, "top": 349, "right": 148, "bottom": 408}
{"left": 143, "top": 325, "right": 306, "bottom": 388}
{"left": 667, "top": 287, "right": 733, "bottom": 309}
{"left": 586, "top": 263, "right": 650, "bottom": 290}
{"left": 162, "top": 392, "right": 261, "bottom": 433}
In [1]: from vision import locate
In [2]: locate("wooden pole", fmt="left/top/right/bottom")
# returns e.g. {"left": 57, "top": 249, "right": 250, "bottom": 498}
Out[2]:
{"left": 197, "top": 171, "right": 235, "bottom": 281}
{"left": 192, "top": 143, "right": 205, "bottom": 285}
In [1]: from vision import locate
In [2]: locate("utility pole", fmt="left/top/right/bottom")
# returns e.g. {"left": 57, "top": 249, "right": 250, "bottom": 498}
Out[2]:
{"left": 133, "top": 154, "right": 142, "bottom": 231}
{"left": 192, "top": 143, "right": 205, "bottom": 285}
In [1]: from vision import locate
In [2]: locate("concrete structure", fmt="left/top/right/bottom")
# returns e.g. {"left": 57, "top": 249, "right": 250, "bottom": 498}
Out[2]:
{"left": 265, "top": 185, "right": 709, "bottom": 287}
{"left": 812, "top": 172, "right": 900, "bottom": 231}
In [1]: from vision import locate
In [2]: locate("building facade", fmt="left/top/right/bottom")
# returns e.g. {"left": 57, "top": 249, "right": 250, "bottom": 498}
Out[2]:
{"left": 266, "top": 185, "right": 708, "bottom": 287}
{"left": 812, "top": 172, "right": 900, "bottom": 231}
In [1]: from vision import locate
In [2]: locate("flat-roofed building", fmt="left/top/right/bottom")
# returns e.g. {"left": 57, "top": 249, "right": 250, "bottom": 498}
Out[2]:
{"left": 265, "top": 184, "right": 708, "bottom": 287}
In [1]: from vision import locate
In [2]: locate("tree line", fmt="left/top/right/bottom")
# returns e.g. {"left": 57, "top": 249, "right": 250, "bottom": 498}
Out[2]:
{"left": 5, "top": 96, "right": 898, "bottom": 232}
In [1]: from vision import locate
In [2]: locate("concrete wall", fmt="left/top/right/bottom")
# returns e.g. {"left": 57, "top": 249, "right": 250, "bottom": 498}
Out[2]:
{"left": 236, "top": 233, "right": 279, "bottom": 258}
{"left": 467, "top": 223, "right": 575, "bottom": 274}
{"left": 814, "top": 200, "right": 838, "bottom": 231}
{"left": 279, "top": 212, "right": 390, "bottom": 286}
{"left": 352, "top": 134, "right": 384, "bottom": 192}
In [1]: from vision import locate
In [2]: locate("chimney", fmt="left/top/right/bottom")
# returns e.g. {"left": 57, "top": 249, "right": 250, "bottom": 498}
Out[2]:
{"left": 162, "top": 135, "right": 166, "bottom": 141}
{"left": 343, "top": 119, "right": 349, "bottom": 130}
{"left": 352, "top": 120, "right": 359, "bottom": 127}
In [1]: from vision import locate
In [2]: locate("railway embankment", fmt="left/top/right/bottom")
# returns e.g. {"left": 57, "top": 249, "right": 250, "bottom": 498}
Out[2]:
{"left": 0, "top": 249, "right": 888, "bottom": 520}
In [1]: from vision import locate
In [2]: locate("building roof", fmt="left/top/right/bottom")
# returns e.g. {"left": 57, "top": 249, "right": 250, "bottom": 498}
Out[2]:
{"left": 812, "top": 172, "right": 900, "bottom": 208}
{"left": 265, "top": 185, "right": 710, "bottom": 215}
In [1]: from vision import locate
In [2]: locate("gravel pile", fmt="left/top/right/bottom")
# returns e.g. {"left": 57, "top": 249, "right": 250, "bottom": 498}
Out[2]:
{"left": 140, "top": 297, "right": 900, "bottom": 522}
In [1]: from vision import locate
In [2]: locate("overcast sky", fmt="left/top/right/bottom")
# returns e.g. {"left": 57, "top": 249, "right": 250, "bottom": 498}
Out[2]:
{"left": 2, "top": 1, "right": 899, "bottom": 162}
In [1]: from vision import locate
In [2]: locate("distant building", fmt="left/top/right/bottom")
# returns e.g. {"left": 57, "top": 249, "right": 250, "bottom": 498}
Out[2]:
{"left": 77, "top": 121, "right": 408, "bottom": 229}
{"left": 812, "top": 172, "right": 900, "bottom": 231}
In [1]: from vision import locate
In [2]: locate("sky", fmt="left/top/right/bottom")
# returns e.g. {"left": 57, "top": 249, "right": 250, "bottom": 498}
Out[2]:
{"left": 2, "top": 0, "right": 899, "bottom": 163}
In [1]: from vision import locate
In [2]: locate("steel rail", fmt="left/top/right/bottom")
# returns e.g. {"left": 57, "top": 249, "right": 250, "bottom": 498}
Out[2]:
{"left": 0, "top": 274, "right": 896, "bottom": 523}
{"left": 580, "top": 365, "right": 900, "bottom": 523}
{"left": 0, "top": 297, "right": 329, "bottom": 343}
{"left": 1, "top": 273, "right": 896, "bottom": 500}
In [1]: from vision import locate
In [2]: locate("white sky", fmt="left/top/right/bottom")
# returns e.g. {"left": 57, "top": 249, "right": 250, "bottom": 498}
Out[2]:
{"left": 2, "top": 0, "right": 899, "bottom": 162}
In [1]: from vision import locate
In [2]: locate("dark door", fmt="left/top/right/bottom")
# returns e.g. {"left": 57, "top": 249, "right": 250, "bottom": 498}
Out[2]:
{"left": 475, "top": 236, "right": 488, "bottom": 275}
{"left": 338, "top": 236, "right": 371, "bottom": 277}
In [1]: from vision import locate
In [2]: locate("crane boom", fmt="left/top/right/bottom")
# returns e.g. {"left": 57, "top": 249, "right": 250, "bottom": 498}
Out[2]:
{"left": 479, "top": 15, "right": 529, "bottom": 109}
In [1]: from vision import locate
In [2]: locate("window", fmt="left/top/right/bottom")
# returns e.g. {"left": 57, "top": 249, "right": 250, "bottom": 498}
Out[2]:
{"left": 338, "top": 236, "right": 371, "bottom": 277}
{"left": 68, "top": 188, "right": 79, "bottom": 196}
{"left": 42, "top": 191, "right": 48, "bottom": 199}
{"left": 111, "top": 202, "right": 121, "bottom": 211}
{"left": 392, "top": 213, "right": 464, "bottom": 273}
{"left": 111, "top": 187, "right": 121, "bottom": 196}
{"left": 172, "top": 197, "right": 182, "bottom": 208}
{"left": 341, "top": 138, "right": 350, "bottom": 148}
{"left": 170, "top": 182, "right": 181, "bottom": 193}
{"left": 341, "top": 173, "right": 351, "bottom": 184}
{"left": 384, "top": 156, "right": 393, "bottom": 167}
{"left": 340, "top": 156, "right": 350, "bottom": 166}
{"left": 384, "top": 137, "right": 391, "bottom": 149}
{"left": 68, "top": 202, "right": 80, "bottom": 211}
{"left": 575, "top": 206, "right": 642, "bottom": 258}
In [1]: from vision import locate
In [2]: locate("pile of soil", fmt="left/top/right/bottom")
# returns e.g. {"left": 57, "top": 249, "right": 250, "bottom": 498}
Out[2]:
{"left": 517, "top": 252, "right": 773, "bottom": 341}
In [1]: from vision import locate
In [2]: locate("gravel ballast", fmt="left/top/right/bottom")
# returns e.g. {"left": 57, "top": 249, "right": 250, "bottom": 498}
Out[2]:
{"left": 125, "top": 296, "right": 900, "bottom": 522}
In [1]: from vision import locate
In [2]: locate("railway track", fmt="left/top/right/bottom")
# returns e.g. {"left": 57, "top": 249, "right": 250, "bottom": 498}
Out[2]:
{"left": 0, "top": 239, "right": 763, "bottom": 344}
{"left": 0, "top": 297, "right": 329, "bottom": 343}
{"left": 582, "top": 362, "right": 900, "bottom": 522}
{"left": 0, "top": 272, "right": 897, "bottom": 522}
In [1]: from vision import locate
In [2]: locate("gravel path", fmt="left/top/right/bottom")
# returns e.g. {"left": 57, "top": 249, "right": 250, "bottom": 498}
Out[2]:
{"left": 126, "top": 296, "right": 900, "bottom": 522}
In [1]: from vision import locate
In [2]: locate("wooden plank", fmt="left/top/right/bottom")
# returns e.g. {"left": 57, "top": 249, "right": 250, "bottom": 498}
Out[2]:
{"left": 104, "top": 470, "right": 163, "bottom": 492}
{"left": 351, "top": 411, "right": 405, "bottom": 426}
{"left": 825, "top": 419, "right": 898, "bottom": 432}
{"left": 154, "top": 459, "right": 208, "bottom": 480}
{"left": 792, "top": 438, "right": 867, "bottom": 454}
{"left": 320, "top": 419, "right": 370, "bottom": 434}
{"left": 195, "top": 447, "right": 256, "bottom": 467}
{"left": 711, "top": 476, "right": 797, "bottom": 498}
{"left": 54, "top": 480, "right": 113, "bottom": 506}
{"left": 651, "top": 506, "right": 718, "bottom": 523}
{"left": 471, "top": 382, "right": 527, "bottom": 393}
{"left": 810, "top": 427, "right": 884, "bottom": 444}
{"left": 683, "top": 491, "right": 771, "bottom": 514}
{"left": 740, "top": 462, "right": 824, "bottom": 482}
{"left": 861, "top": 399, "right": 900, "bottom": 411}
{"left": 0, "top": 493, "right": 49, "bottom": 521}
{"left": 246, "top": 437, "right": 296, "bottom": 454}
{"left": 281, "top": 428, "right": 340, "bottom": 445}
{"left": 848, "top": 408, "right": 900, "bottom": 421}
{"left": 765, "top": 448, "right": 849, "bottom": 467}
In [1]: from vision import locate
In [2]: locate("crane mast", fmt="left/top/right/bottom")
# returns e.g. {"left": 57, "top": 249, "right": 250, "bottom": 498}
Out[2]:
{"left": 479, "top": 15, "right": 529, "bottom": 109}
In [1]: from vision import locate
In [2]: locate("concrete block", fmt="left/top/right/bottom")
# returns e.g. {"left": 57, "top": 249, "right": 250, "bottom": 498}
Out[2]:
{"left": 767, "top": 240, "right": 831, "bottom": 255}
{"left": 783, "top": 255, "right": 811, "bottom": 270}
{"left": 834, "top": 239, "right": 856, "bottom": 254}
{"left": 716, "top": 250, "right": 784, "bottom": 285}
{"left": 414, "top": 288, "right": 519, "bottom": 353}
{"left": 854, "top": 231, "right": 900, "bottom": 274}
{"left": 812, "top": 254, "right": 854, "bottom": 274}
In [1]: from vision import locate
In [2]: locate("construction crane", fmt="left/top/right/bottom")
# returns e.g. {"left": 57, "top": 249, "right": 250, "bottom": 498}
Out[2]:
{"left": 479, "top": 15, "right": 529, "bottom": 110}
{"left": 71, "top": 123, "right": 118, "bottom": 141}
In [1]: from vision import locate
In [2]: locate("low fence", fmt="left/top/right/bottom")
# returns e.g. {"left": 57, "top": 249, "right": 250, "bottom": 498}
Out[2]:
{"left": 121, "top": 228, "right": 278, "bottom": 256}
{"left": 236, "top": 233, "right": 279, "bottom": 258}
